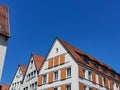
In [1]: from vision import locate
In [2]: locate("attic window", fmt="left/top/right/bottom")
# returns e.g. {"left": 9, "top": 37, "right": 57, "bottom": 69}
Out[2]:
{"left": 111, "top": 71, "right": 115, "bottom": 77}
{"left": 84, "top": 57, "right": 89, "bottom": 64}
{"left": 30, "top": 60, "right": 33, "bottom": 68}
{"left": 76, "top": 52, "right": 89, "bottom": 63}
{"left": 93, "top": 61, "right": 98, "bottom": 68}
{"left": 56, "top": 48, "right": 58, "bottom": 53}
{"left": 103, "top": 67, "right": 108, "bottom": 73}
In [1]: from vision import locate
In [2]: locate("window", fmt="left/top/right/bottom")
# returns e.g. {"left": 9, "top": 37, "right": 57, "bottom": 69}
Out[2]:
{"left": 31, "top": 72, "right": 33, "bottom": 78}
{"left": 29, "top": 74, "right": 30, "bottom": 79}
{"left": 54, "top": 87, "right": 58, "bottom": 90}
{"left": 83, "top": 69, "right": 85, "bottom": 78}
{"left": 103, "top": 67, "right": 108, "bottom": 73}
{"left": 96, "top": 74, "right": 99, "bottom": 84}
{"left": 89, "top": 87, "right": 92, "bottom": 90}
{"left": 84, "top": 57, "right": 89, "bottom": 64}
{"left": 26, "top": 87, "right": 28, "bottom": 90}
{"left": 111, "top": 71, "right": 115, "bottom": 77}
{"left": 93, "top": 61, "right": 98, "bottom": 68}
{"left": 67, "top": 84, "right": 71, "bottom": 90}
{"left": 54, "top": 71, "right": 58, "bottom": 81}
{"left": 103, "top": 77, "right": 106, "bottom": 86}
{"left": 67, "top": 67, "right": 71, "bottom": 77}
{"left": 31, "top": 60, "right": 33, "bottom": 68}
{"left": 88, "top": 71, "right": 91, "bottom": 81}
{"left": 34, "top": 70, "right": 36, "bottom": 76}
{"left": 56, "top": 48, "right": 58, "bottom": 53}
{"left": 84, "top": 85, "right": 87, "bottom": 90}
{"left": 43, "top": 74, "right": 47, "bottom": 84}
{"left": 35, "top": 82, "right": 37, "bottom": 89}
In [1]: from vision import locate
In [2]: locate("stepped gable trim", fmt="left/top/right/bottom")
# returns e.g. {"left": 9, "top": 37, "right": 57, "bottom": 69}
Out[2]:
{"left": 57, "top": 37, "right": 120, "bottom": 82}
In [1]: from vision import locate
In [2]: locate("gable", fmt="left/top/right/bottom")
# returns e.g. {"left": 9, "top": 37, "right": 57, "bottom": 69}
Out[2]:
{"left": 27, "top": 57, "right": 36, "bottom": 73}
{"left": 46, "top": 39, "right": 67, "bottom": 60}
{"left": 38, "top": 38, "right": 77, "bottom": 74}
{"left": 9, "top": 66, "right": 24, "bottom": 90}
{"left": 23, "top": 56, "right": 36, "bottom": 81}
{"left": 22, "top": 56, "right": 38, "bottom": 85}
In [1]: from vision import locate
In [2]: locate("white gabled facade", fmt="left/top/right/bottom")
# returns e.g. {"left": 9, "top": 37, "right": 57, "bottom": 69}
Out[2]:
{"left": 37, "top": 38, "right": 120, "bottom": 90}
{"left": 22, "top": 53, "right": 44, "bottom": 90}
{"left": 23, "top": 56, "right": 38, "bottom": 90}
{"left": 38, "top": 39, "right": 79, "bottom": 90}
{"left": 8, "top": 38, "right": 120, "bottom": 90}
{"left": 8, "top": 64, "right": 26, "bottom": 90}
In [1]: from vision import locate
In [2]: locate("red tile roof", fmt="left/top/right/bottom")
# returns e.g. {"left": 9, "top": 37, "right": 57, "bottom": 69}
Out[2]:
{"left": 0, "top": 4, "right": 10, "bottom": 38}
{"left": 0, "top": 84, "right": 9, "bottom": 90}
{"left": 32, "top": 53, "right": 45, "bottom": 71}
{"left": 57, "top": 37, "right": 120, "bottom": 82}
{"left": 19, "top": 64, "right": 27, "bottom": 75}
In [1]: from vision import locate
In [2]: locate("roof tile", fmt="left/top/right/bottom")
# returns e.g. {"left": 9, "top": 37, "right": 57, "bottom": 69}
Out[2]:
{"left": 32, "top": 53, "right": 44, "bottom": 71}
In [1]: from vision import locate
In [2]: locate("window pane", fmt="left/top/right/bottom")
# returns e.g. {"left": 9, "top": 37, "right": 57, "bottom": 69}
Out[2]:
{"left": 67, "top": 67, "right": 71, "bottom": 77}
{"left": 43, "top": 74, "right": 47, "bottom": 84}
{"left": 88, "top": 71, "right": 91, "bottom": 81}
{"left": 67, "top": 84, "right": 71, "bottom": 90}
{"left": 54, "top": 71, "right": 58, "bottom": 81}
{"left": 54, "top": 87, "right": 58, "bottom": 90}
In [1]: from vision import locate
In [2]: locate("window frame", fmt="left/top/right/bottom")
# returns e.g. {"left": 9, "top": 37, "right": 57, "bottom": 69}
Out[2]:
{"left": 66, "top": 84, "right": 71, "bottom": 90}
{"left": 67, "top": 67, "right": 71, "bottom": 78}
{"left": 54, "top": 70, "right": 58, "bottom": 81}
{"left": 43, "top": 74, "right": 47, "bottom": 84}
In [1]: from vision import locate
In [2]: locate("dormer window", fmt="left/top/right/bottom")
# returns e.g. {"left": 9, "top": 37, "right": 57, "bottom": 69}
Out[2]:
{"left": 93, "top": 61, "right": 98, "bottom": 68}
{"left": 76, "top": 52, "right": 89, "bottom": 64}
{"left": 103, "top": 67, "right": 108, "bottom": 73}
{"left": 111, "top": 71, "right": 115, "bottom": 77}
{"left": 84, "top": 57, "right": 89, "bottom": 64}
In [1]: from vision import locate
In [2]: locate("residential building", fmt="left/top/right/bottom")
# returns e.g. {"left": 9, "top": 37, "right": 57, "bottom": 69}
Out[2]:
{"left": 8, "top": 64, "right": 26, "bottom": 90}
{"left": 0, "top": 3, "right": 10, "bottom": 80}
{"left": 22, "top": 53, "right": 44, "bottom": 90}
{"left": 0, "top": 84, "right": 9, "bottom": 90}
{"left": 38, "top": 37, "right": 120, "bottom": 90}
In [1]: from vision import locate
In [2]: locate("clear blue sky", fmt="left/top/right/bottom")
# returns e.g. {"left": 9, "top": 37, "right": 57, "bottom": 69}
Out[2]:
{"left": 1, "top": 0, "right": 120, "bottom": 84}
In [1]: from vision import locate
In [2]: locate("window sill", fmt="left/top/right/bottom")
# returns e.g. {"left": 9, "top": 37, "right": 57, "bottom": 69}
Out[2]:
{"left": 26, "top": 76, "right": 35, "bottom": 82}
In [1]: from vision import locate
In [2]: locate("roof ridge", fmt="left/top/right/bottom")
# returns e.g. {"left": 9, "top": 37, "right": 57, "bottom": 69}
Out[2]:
{"left": 57, "top": 37, "right": 113, "bottom": 69}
